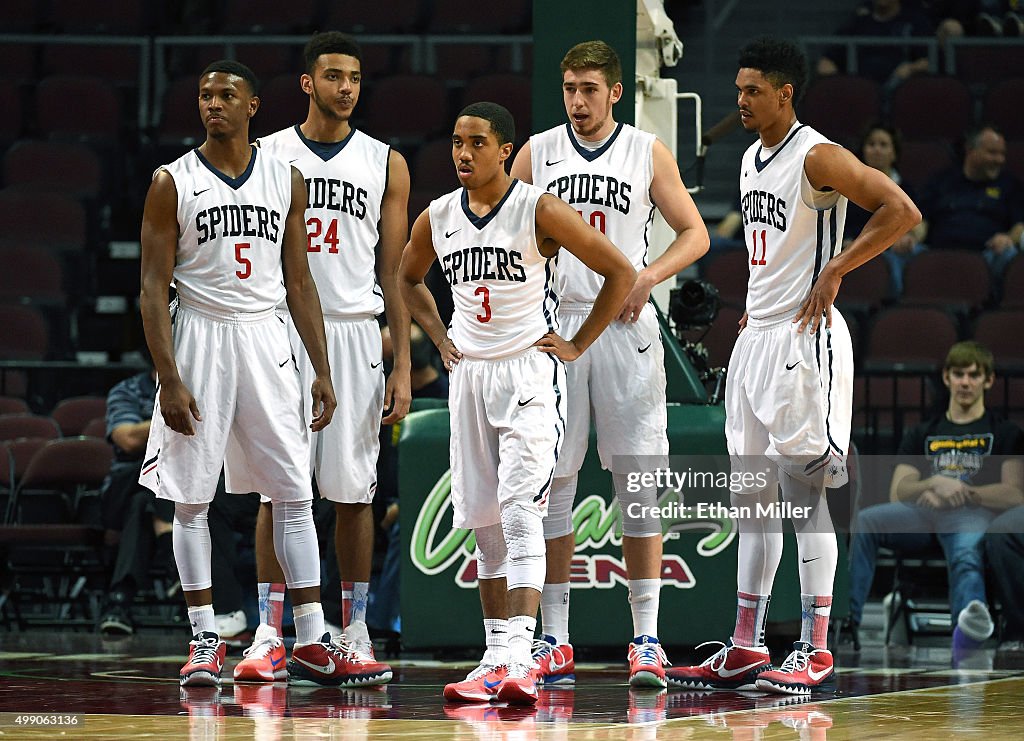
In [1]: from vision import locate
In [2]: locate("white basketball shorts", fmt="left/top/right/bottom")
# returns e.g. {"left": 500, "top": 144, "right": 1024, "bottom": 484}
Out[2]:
{"left": 139, "top": 301, "right": 314, "bottom": 504}
{"left": 283, "top": 312, "right": 384, "bottom": 504}
{"left": 725, "top": 308, "right": 853, "bottom": 493}
{"left": 554, "top": 302, "right": 669, "bottom": 476}
{"left": 449, "top": 348, "right": 566, "bottom": 530}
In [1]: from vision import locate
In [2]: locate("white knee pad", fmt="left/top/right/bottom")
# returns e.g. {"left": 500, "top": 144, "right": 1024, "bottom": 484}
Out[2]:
{"left": 501, "top": 503, "right": 546, "bottom": 592}
{"left": 474, "top": 522, "right": 508, "bottom": 580}
{"left": 543, "top": 475, "right": 577, "bottom": 540}
{"left": 272, "top": 499, "right": 321, "bottom": 590}
{"left": 173, "top": 502, "right": 212, "bottom": 592}
{"left": 612, "top": 472, "right": 662, "bottom": 538}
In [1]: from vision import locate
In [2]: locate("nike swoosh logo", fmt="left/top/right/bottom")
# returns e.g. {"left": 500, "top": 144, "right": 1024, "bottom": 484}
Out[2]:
{"left": 518, "top": 397, "right": 536, "bottom": 407}
{"left": 489, "top": 629, "right": 507, "bottom": 634}
{"left": 716, "top": 660, "right": 767, "bottom": 678}
{"left": 288, "top": 158, "right": 300, "bottom": 163}
{"left": 271, "top": 656, "right": 284, "bottom": 667}
{"left": 445, "top": 229, "right": 461, "bottom": 238}
{"left": 549, "top": 657, "right": 571, "bottom": 670}
{"left": 294, "top": 656, "right": 336, "bottom": 674}
{"left": 193, "top": 188, "right": 211, "bottom": 197}
{"left": 802, "top": 556, "right": 820, "bottom": 563}
{"left": 638, "top": 344, "right": 652, "bottom": 354}
{"left": 371, "top": 361, "right": 382, "bottom": 369}
{"left": 786, "top": 361, "right": 800, "bottom": 371}
{"left": 807, "top": 666, "right": 832, "bottom": 681}
{"left": 279, "top": 359, "right": 289, "bottom": 367}
{"left": 483, "top": 679, "right": 501, "bottom": 689}
{"left": 545, "top": 159, "right": 564, "bottom": 166}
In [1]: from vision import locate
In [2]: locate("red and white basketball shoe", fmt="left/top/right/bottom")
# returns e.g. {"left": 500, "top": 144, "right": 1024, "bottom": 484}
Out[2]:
{"left": 444, "top": 661, "right": 508, "bottom": 703}
{"left": 233, "top": 625, "right": 287, "bottom": 682}
{"left": 496, "top": 661, "right": 541, "bottom": 705}
{"left": 665, "top": 639, "right": 771, "bottom": 690}
{"left": 628, "top": 634, "right": 669, "bottom": 688}
{"left": 180, "top": 631, "right": 227, "bottom": 687}
{"left": 532, "top": 634, "right": 575, "bottom": 685}
{"left": 755, "top": 642, "right": 835, "bottom": 695}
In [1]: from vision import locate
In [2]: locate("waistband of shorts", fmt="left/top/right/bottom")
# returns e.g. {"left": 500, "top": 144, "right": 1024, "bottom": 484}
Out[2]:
{"left": 558, "top": 302, "right": 594, "bottom": 315}
{"left": 744, "top": 307, "right": 800, "bottom": 330}
{"left": 323, "top": 312, "right": 377, "bottom": 323}
{"left": 460, "top": 345, "right": 542, "bottom": 363}
{"left": 177, "top": 296, "right": 277, "bottom": 323}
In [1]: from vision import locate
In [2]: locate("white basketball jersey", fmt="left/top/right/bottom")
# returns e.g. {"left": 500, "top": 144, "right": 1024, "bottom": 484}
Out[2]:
{"left": 258, "top": 126, "right": 389, "bottom": 316}
{"left": 160, "top": 146, "right": 289, "bottom": 313}
{"left": 429, "top": 180, "right": 556, "bottom": 359}
{"left": 739, "top": 123, "right": 848, "bottom": 320}
{"left": 530, "top": 122, "right": 656, "bottom": 304}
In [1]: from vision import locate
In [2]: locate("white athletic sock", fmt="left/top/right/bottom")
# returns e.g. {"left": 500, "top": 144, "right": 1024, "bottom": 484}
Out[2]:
{"left": 483, "top": 618, "right": 509, "bottom": 665}
{"left": 628, "top": 578, "right": 661, "bottom": 638}
{"left": 508, "top": 615, "right": 537, "bottom": 666}
{"left": 541, "top": 582, "right": 571, "bottom": 644}
{"left": 187, "top": 604, "right": 216, "bottom": 636}
{"left": 293, "top": 602, "right": 326, "bottom": 646}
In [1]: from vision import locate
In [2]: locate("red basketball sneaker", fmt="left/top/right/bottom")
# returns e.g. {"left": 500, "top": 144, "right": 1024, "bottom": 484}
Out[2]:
{"left": 532, "top": 635, "right": 575, "bottom": 685}
{"left": 180, "top": 631, "right": 227, "bottom": 687}
{"left": 443, "top": 661, "right": 508, "bottom": 703}
{"left": 755, "top": 642, "right": 835, "bottom": 695}
{"left": 496, "top": 662, "right": 541, "bottom": 705}
{"left": 665, "top": 639, "right": 771, "bottom": 690}
{"left": 628, "top": 634, "right": 669, "bottom": 688}
{"left": 335, "top": 633, "right": 393, "bottom": 687}
{"left": 233, "top": 625, "right": 287, "bottom": 683}
{"left": 287, "top": 633, "right": 354, "bottom": 687}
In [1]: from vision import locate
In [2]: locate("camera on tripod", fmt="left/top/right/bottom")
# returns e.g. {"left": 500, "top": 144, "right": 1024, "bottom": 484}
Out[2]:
{"left": 668, "top": 278, "right": 726, "bottom": 403}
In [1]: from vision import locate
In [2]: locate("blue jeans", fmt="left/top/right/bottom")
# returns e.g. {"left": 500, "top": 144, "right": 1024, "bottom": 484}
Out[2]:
{"left": 883, "top": 243, "right": 926, "bottom": 299}
{"left": 848, "top": 502, "right": 996, "bottom": 624}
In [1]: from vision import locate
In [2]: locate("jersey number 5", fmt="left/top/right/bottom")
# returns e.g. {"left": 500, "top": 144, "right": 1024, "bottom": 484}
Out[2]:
{"left": 475, "top": 286, "right": 491, "bottom": 323}
{"left": 235, "top": 243, "right": 251, "bottom": 279}
{"left": 750, "top": 229, "right": 768, "bottom": 266}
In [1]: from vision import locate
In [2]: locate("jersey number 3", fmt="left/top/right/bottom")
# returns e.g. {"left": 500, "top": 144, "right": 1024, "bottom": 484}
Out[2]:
{"left": 475, "top": 286, "right": 491, "bottom": 323}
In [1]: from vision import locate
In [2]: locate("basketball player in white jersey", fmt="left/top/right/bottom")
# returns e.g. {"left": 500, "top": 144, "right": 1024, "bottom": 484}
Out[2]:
{"left": 235, "top": 32, "right": 409, "bottom": 686}
{"left": 399, "top": 102, "right": 635, "bottom": 704}
{"left": 138, "top": 61, "right": 354, "bottom": 688}
{"left": 509, "top": 40, "right": 709, "bottom": 687}
{"left": 669, "top": 38, "right": 919, "bottom": 695}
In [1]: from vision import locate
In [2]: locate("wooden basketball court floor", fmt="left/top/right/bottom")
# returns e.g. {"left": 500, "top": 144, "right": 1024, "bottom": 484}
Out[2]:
{"left": 2, "top": 631, "right": 1023, "bottom": 739}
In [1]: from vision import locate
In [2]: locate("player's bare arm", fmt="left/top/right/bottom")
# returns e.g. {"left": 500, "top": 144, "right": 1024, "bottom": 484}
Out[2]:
{"left": 139, "top": 170, "right": 202, "bottom": 436}
{"left": 618, "top": 138, "right": 710, "bottom": 322}
{"left": 282, "top": 166, "right": 337, "bottom": 431}
{"left": 379, "top": 149, "right": 413, "bottom": 424}
{"left": 796, "top": 143, "right": 921, "bottom": 334}
{"left": 533, "top": 193, "right": 636, "bottom": 360}
{"left": 508, "top": 140, "right": 534, "bottom": 184}
{"left": 399, "top": 209, "right": 462, "bottom": 370}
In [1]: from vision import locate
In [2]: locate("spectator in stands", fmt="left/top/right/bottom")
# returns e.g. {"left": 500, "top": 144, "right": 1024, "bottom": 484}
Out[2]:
{"left": 927, "top": 1, "right": 1023, "bottom": 40}
{"left": 919, "top": 124, "right": 1024, "bottom": 278}
{"left": 846, "top": 341, "right": 1023, "bottom": 662}
{"left": 844, "top": 122, "right": 926, "bottom": 297}
{"left": 708, "top": 194, "right": 745, "bottom": 252}
{"left": 985, "top": 502, "right": 1024, "bottom": 654}
{"left": 816, "top": 0, "right": 934, "bottom": 89}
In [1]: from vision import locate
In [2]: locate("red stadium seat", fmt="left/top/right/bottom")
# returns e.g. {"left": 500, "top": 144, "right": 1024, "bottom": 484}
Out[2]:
{"left": 0, "top": 415, "right": 61, "bottom": 442}
{"left": 412, "top": 138, "right": 458, "bottom": 192}
{"left": 973, "top": 310, "right": 1024, "bottom": 365}
{"left": 865, "top": 306, "right": 960, "bottom": 369}
{"left": 250, "top": 74, "right": 313, "bottom": 141}
{"left": 323, "top": 0, "right": 423, "bottom": 33}
{"left": 51, "top": 397, "right": 107, "bottom": 438}
{"left": 898, "top": 140, "right": 955, "bottom": 193}
{"left": 0, "top": 306, "right": 50, "bottom": 361}
{"left": 36, "top": 75, "right": 121, "bottom": 144}
{"left": 800, "top": 76, "right": 881, "bottom": 148}
{"left": 902, "top": 250, "right": 990, "bottom": 314}
{"left": 0, "top": 246, "right": 65, "bottom": 306}
{"left": 221, "top": 0, "right": 316, "bottom": 33}
{"left": 983, "top": 79, "right": 1024, "bottom": 141}
{"left": 0, "top": 80, "right": 25, "bottom": 146}
{"left": 3, "top": 141, "right": 103, "bottom": 201}
{"left": 363, "top": 75, "right": 449, "bottom": 145}
{"left": 0, "top": 397, "right": 29, "bottom": 416}
{"left": 1002, "top": 255, "right": 1024, "bottom": 309}
{"left": 0, "top": 189, "right": 86, "bottom": 252}
{"left": 837, "top": 255, "right": 889, "bottom": 315}
{"left": 892, "top": 76, "right": 971, "bottom": 142}
{"left": 462, "top": 74, "right": 531, "bottom": 143}
{"left": 427, "top": 0, "right": 530, "bottom": 32}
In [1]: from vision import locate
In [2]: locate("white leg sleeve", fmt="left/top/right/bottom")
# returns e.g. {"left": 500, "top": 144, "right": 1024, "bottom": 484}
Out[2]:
{"left": 779, "top": 469, "right": 837, "bottom": 596}
{"left": 734, "top": 487, "right": 784, "bottom": 596}
{"left": 613, "top": 472, "right": 662, "bottom": 538}
{"left": 173, "top": 502, "right": 212, "bottom": 592}
{"left": 272, "top": 499, "right": 321, "bottom": 590}
{"left": 474, "top": 522, "right": 508, "bottom": 580}
{"left": 502, "top": 502, "right": 546, "bottom": 592}
{"left": 543, "top": 474, "right": 577, "bottom": 540}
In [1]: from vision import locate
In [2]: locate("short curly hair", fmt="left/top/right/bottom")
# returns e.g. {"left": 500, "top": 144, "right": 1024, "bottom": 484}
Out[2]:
{"left": 737, "top": 37, "right": 808, "bottom": 105}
